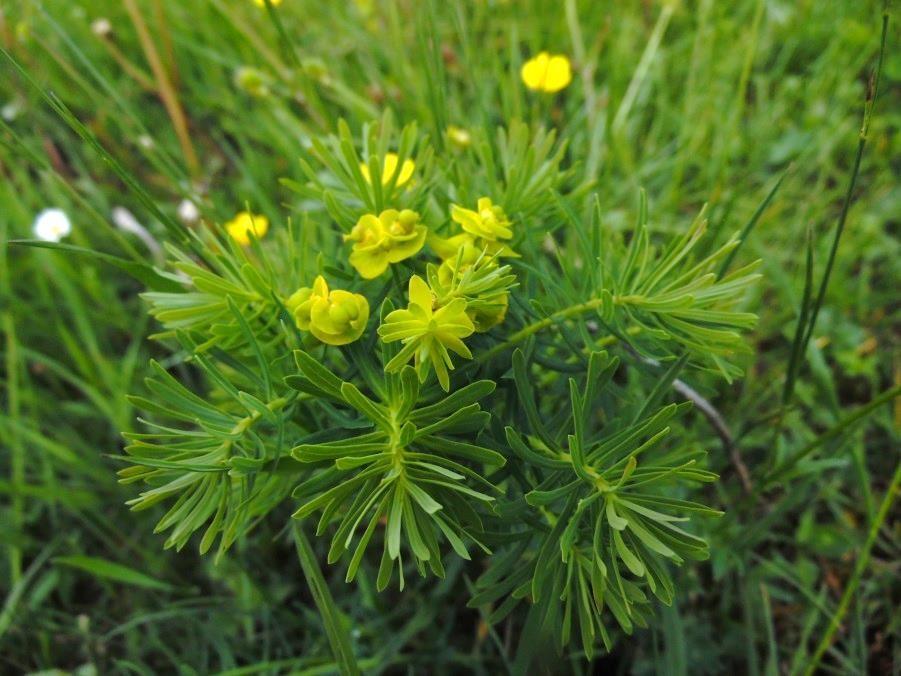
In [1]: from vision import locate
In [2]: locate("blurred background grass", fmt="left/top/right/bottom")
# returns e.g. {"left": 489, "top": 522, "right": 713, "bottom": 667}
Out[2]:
{"left": 1, "top": 0, "right": 898, "bottom": 673}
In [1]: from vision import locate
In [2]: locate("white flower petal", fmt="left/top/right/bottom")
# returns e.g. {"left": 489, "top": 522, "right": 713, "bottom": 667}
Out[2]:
{"left": 32, "top": 208, "right": 72, "bottom": 242}
{"left": 177, "top": 199, "right": 199, "bottom": 223}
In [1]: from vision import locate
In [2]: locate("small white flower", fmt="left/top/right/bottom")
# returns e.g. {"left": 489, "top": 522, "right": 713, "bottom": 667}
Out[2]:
{"left": 33, "top": 208, "right": 72, "bottom": 242}
{"left": 137, "top": 135, "right": 154, "bottom": 149}
{"left": 91, "top": 18, "right": 112, "bottom": 37}
{"left": 177, "top": 198, "right": 200, "bottom": 224}
{"left": 541, "top": 233, "right": 557, "bottom": 254}
{"left": 1, "top": 98, "right": 23, "bottom": 122}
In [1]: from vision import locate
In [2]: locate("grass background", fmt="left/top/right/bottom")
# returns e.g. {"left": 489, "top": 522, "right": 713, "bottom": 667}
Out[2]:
{"left": 1, "top": 0, "right": 898, "bottom": 673}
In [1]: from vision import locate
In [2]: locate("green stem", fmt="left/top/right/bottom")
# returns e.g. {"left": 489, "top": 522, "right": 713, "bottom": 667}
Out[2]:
{"left": 799, "top": 11, "right": 887, "bottom": 355}
{"left": 802, "top": 461, "right": 901, "bottom": 676}
{"left": 293, "top": 523, "right": 361, "bottom": 675}
{"left": 476, "top": 298, "right": 605, "bottom": 364}
{"left": 476, "top": 299, "right": 641, "bottom": 365}
{"left": 3, "top": 312, "right": 22, "bottom": 584}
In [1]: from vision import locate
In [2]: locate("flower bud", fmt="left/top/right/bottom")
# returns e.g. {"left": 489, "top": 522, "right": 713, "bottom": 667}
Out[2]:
{"left": 346, "top": 209, "right": 426, "bottom": 279}
{"left": 287, "top": 276, "right": 368, "bottom": 346}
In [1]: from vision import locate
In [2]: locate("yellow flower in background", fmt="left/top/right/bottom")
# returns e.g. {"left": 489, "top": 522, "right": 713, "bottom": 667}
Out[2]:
{"left": 285, "top": 275, "right": 369, "bottom": 346}
{"left": 521, "top": 52, "right": 572, "bottom": 93}
{"left": 253, "top": 0, "right": 283, "bottom": 7}
{"left": 234, "top": 66, "right": 270, "bottom": 97}
{"left": 446, "top": 125, "right": 472, "bottom": 149}
{"left": 226, "top": 211, "right": 269, "bottom": 246}
{"left": 451, "top": 197, "right": 513, "bottom": 242}
{"left": 345, "top": 209, "right": 427, "bottom": 279}
{"left": 360, "top": 153, "right": 415, "bottom": 187}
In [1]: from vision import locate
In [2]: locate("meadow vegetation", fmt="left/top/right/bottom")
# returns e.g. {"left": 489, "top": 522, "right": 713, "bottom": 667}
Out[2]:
{"left": 1, "top": 1, "right": 898, "bottom": 673}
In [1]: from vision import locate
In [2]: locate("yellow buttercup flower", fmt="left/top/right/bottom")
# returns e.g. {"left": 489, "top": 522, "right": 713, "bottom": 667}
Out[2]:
{"left": 345, "top": 209, "right": 427, "bottom": 279}
{"left": 359, "top": 153, "right": 415, "bottom": 187}
{"left": 378, "top": 275, "right": 475, "bottom": 391}
{"left": 285, "top": 275, "right": 369, "bottom": 346}
{"left": 225, "top": 211, "right": 269, "bottom": 246}
{"left": 520, "top": 52, "right": 572, "bottom": 93}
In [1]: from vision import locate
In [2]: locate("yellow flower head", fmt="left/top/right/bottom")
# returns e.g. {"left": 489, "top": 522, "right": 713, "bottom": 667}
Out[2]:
{"left": 359, "top": 152, "right": 415, "bottom": 187}
{"left": 446, "top": 125, "right": 472, "bottom": 149}
{"left": 378, "top": 275, "right": 475, "bottom": 391}
{"left": 521, "top": 52, "right": 572, "bottom": 93}
{"left": 226, "top": 211, "right": 269, "bottom": 246}
{"left": 253, "top": 0, "right": 283, "bottom": 6}
{"left": 234, "top": 66, "right": 270, "bottom": 97}
{"left": 451, "top": 197, "right": 513, "bottom": 242}
{"left": 345, "top": 209, "right": 427, "bottom": 279}
{"left": 285, "top": 275, "right": 369, "bottom": 346}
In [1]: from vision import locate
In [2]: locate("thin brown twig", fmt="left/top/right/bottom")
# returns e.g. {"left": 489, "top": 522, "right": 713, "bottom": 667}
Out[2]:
{"left": 152, "top": 0, "right": 179, "bottom": 88}
{"left": 626, "top": 345, "right": 753, "bottom": 493}
{"left": 93, "top": 29, "right": 156, "bottom": 91}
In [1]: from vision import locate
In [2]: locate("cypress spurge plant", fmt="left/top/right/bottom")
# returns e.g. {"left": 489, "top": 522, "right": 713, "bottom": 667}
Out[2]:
{"left": 120, "top": 115, "right": 761, "bottom": 661}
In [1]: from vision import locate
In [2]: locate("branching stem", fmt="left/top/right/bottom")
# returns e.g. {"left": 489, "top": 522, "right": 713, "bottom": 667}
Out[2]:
{"left": 477, "top": 298, "right": 619, "bottom": 364}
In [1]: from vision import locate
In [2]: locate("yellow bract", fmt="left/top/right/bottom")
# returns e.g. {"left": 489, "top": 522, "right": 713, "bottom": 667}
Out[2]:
{"left": 285, "top": 275, "right": 369, "bottom": 346}
{"left": 436, "top": 244, "right": 510, "bottom": 332}
{"left": 225, "top": 211, "right": 269, "bottom": 246}
{"left": 451, "top": 197, "right": 513, "bottom": 241}
{"left": 429, "top": 197, "right": 518, "bottom": 262}
{"left": 359, "top": 153, "right": 415, "bottom": 187}
{"left": 428, "top": 232, "right": 477, "bottom": 261}
{"left": 345, "top": 209, "right": 427, "bottom": 279}
{"left": 521, "top": 52, "right": 572, "bottom": 93}
{"left": 378, "top": 275, "right": 475, "bottom": 391}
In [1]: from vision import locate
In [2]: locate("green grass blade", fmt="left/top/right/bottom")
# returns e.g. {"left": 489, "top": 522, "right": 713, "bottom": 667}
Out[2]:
{"left": 293, "top": 523, "right": 361, "bottom": 676}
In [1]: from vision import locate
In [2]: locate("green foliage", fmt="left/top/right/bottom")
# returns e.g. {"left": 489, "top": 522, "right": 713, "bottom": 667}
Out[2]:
{"left": 107, "top": 110, "right": 762, "bottom": 663}
{"left": 289, "top": 346, "right": 503, "bottom": 588}
{"left": 120, "top": 356, "right": 298, "bottom": 557}
{"left": 551, "top": 194, "right": 762, "bottom": 380}
{"left": 478, "top": 350, "right": 722, "bottom": 659}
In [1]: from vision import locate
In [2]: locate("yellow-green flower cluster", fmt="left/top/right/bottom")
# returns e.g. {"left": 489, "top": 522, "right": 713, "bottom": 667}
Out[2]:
{"left": 285, "top": 275, "right": 369, "bottom": 346}
{"left": 284, "top": 164, "right": 515, "bottom": 388}
{"left": 433, "top": 249, "right": 510, "bottom": 333}
{"left": 378, "top": 275, "right": 475, "bottom": 391}
{"left": 345, "top": 209, "right": 427, "bottom": 279}
{"left": 422, "top": 197, "right": 517, "bottom": 334}
{"left": 430, "top": 197, "right": 517, "bottom": 261}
